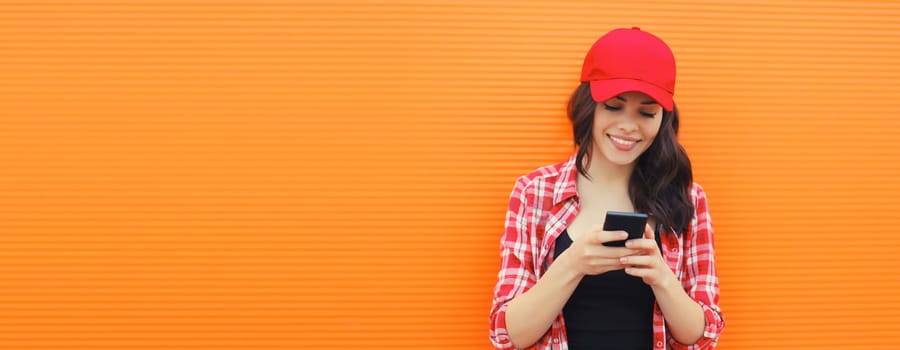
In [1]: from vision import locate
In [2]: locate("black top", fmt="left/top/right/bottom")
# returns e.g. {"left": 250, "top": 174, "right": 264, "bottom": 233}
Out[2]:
{"left": 554, "top": 229, "right": 655, "bottom": 350}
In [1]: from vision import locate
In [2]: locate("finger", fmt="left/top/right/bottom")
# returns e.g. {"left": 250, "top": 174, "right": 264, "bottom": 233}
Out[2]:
{"left": 619, "top": 255, "right": 657, "bottom": 267}
{"left": 624, "top": 267, "right": 651, "bottom": 278}
{"left": 590, "top": 257, "right": 624, "bottom": 267}
{"left": 624, "top": 238, "right": 657, "bottom": 250}
{"left": 585, "top": 245, "right": 639, "bottom": 258}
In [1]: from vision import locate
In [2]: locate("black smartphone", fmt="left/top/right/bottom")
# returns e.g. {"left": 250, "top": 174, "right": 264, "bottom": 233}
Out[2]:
{"left": 601, "top": 211, "right": 648, "bottom": 247}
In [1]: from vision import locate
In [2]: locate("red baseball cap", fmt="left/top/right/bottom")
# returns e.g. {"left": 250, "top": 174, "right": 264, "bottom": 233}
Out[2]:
{"left": 580, "top": 27, "right": 676, "bottom": 110}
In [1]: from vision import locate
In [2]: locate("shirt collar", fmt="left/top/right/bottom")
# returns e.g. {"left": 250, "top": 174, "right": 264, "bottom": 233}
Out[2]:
{"left": 552, "top": 153, "right": 580, "bottom": 206}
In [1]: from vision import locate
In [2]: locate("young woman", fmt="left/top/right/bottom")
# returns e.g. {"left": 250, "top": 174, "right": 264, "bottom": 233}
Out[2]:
{"left": 489, "top": 27, "right": 724, "bottom": 349}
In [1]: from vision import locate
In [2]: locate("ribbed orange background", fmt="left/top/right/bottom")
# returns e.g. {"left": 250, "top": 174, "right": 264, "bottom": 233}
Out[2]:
{"left": 2, "top": 1, "right": 900, "bottom": 349}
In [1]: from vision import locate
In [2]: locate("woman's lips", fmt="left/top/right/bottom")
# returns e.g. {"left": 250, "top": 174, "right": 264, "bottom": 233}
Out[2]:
{"left": 608, "top": 134, "right": 639, "bottom": 151}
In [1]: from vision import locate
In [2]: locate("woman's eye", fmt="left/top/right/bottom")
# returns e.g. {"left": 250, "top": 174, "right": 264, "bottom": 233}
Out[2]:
{"left": 603, "top": 103, "right": 621, "bottom": 111}
{"left": 640, "top": 111, "right": 656, "bottom": 118}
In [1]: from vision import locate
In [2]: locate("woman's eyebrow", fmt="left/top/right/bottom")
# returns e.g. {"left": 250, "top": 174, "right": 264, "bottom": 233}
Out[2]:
{"left": 615, "top": 95, "right": 657, "bottom": 105}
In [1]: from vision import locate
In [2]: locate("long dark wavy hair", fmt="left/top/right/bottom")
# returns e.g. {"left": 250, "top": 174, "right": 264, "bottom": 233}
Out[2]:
{"left": 567, "top": 82, "right": 694, "bottom": 234}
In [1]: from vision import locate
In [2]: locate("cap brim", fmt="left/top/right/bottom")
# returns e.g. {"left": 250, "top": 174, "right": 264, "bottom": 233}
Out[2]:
{"left": 589, "top": 79, "right": 674, "bottom": 111}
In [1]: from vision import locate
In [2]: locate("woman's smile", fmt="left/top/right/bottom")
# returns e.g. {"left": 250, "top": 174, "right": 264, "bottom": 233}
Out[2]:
{"left": 607, "top": 134, "right": 640, "bottom": 151}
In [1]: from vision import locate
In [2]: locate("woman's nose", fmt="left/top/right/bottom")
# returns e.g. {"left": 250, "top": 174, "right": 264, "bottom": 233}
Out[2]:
{"left": 617, "top": 119, "right": 639, "bottom": 133}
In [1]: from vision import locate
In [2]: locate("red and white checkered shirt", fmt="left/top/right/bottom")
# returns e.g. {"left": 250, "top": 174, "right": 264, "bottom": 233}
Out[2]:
{"left": 489, "top": 154, "right": 724, "bottom": 349}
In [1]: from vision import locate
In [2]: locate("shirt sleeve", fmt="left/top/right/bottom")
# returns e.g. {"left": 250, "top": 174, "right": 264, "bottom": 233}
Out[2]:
{"left": 670, "top": 184, "right": 725, "bottom": 349}
{"left": 489, "top": 176, "right": 539, "bottom": 349}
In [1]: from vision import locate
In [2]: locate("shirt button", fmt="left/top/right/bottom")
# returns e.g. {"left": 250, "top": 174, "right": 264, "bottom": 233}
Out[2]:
{"left": 553, "top": 338, "right": 560, "bottom": 343}
{"left": 671, "top": 247, "right": 679, "bottom": 253}
{"left": 656, "top": 340, "right": 664, "bottom": 348}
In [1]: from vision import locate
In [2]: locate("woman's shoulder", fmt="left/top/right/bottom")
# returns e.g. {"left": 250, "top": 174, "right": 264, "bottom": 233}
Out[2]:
{"left": 511, "top": 157, "right": 575, "bottom": 193}
{"left": 689, "top": 182, "right": 712, "bottom": 216}
{"left": 689, "top": 182, "right": 711, "bottom": 201}
{"left": 689, "top": 182, "right": 706, "bottom": 198}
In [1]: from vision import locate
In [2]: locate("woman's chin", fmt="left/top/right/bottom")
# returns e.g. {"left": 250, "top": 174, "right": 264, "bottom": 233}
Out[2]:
{"left": 599, "top": 150, "right": 640, "bottom": 166}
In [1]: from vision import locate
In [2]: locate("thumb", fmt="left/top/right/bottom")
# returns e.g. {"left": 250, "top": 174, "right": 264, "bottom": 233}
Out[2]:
{"left": 587, "top": 224, "right": 621, "bottom": 244}
{"left": 597, "top": 229, "right": 629, "bottom": 244}
{"left": 643, "top": 223, "right": 655, "bottom": 240}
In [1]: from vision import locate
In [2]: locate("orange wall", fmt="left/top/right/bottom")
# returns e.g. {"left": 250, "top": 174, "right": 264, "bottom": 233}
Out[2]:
{"left": 2, "top": 1, "right": 900, "bottom": 349}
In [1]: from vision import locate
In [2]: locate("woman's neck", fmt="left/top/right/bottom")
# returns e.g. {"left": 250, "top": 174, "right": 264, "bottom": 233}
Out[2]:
{"left": 584, "top": 154, "right": 634, "bottom": 189}
{"left": 575, "top": 153, "right": 635, "bottom": 210}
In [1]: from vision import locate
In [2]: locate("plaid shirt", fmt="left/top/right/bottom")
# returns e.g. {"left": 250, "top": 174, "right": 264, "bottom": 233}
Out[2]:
{"left": 489, "top": 154, "right": 724, "bottom": 349}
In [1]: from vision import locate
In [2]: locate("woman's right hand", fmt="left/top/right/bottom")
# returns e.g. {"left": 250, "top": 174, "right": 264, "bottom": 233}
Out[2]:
{"left": 559, "top": 224, "right": 639, "bottom": 276}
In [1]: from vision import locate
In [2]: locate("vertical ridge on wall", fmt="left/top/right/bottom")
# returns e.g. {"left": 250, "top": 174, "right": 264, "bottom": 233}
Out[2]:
{"left": 1, "top": 1, "right": 899, "bottom": 349}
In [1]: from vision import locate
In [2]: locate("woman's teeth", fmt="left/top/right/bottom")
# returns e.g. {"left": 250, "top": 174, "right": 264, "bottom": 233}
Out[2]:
{"left": 609, "top": 135, "right": 636, "bottom": 146}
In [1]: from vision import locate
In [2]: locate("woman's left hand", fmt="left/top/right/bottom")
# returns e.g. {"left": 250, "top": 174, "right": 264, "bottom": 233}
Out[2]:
{"left": 620, "top": 224, "right": 677, "bottom": 288}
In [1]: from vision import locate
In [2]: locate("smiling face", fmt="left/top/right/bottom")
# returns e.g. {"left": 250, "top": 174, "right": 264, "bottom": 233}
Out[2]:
{"left": 591, "top": 91, "right": 665, "bottom": 167}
